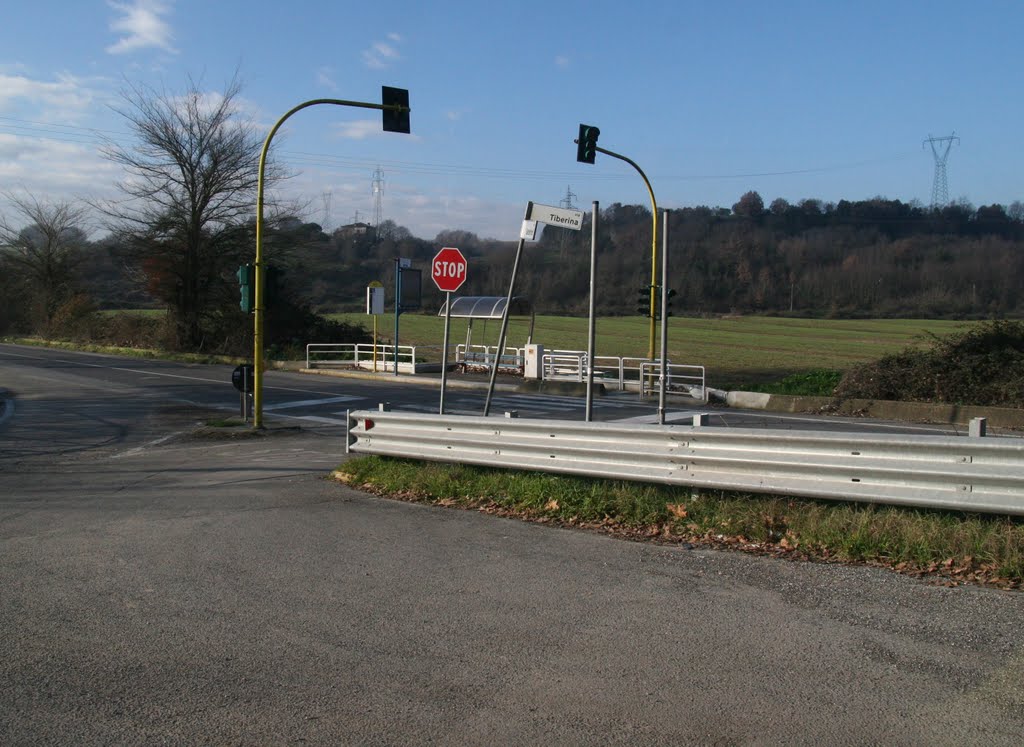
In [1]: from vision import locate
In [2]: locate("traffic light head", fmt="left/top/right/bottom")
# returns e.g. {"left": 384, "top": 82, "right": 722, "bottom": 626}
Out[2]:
{"left": 237, "top": 264, "right": 254, "bottom": 313}
{"left": 636, "top": 286, "right": 652, "bottom": 316}
{"left": 576, "top": 123, "right": 600, "bottom": 164}
{"left": 382, "top": 86, "right": 411, "bottom": 134}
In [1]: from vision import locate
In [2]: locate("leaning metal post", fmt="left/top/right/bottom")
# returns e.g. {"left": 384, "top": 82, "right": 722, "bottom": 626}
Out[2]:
{"left": 483, "top": 202, "right": 532, "bottom": 416}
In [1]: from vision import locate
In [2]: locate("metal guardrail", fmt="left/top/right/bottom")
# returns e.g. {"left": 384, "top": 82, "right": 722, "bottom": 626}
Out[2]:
{"left": 346, "top": 409, "right": 1024, "bottom": 516}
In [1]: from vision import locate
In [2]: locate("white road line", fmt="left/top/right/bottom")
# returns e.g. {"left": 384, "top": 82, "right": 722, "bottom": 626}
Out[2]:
{"left": 111, "top": 432, "right": 183, "bottom": 459}
{"left": 263, "top": 396, "right": 362, "bottom": 411}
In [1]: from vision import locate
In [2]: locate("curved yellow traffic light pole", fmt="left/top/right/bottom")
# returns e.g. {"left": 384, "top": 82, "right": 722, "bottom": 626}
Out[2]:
{"left": 253, "top": 94, "right": 409, "bottom": 428}
{"left": 591, "top": 144, "right": 659, "bottom": 361}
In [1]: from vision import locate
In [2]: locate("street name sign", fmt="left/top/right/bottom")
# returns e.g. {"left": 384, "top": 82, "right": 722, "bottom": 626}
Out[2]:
{"left": 527, "top": 202, "right": 585, "bottom": 230}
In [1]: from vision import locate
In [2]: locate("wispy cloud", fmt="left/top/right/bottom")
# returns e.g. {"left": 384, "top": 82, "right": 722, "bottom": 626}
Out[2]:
{"left": 0, "top": 73, "right": 97, "bottom": 117}
{"left": 332, "top": 119, "right": 384, "bottom": 140}
{"left": 555, "top": 55, "right": 570, "bottom": 69}
{"left": 316, "top": 67, "right": 338, "bottom": 92}
{"left": 106, "top": 0, "right": 177, "bottom": 55}
{"left": 362, "top": 32, "right": 403, "bottom": 70}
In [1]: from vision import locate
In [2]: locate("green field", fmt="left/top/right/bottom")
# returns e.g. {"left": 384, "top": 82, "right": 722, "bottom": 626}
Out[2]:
{"left": 333, "top": 313, "right": 974, "bottom": 388}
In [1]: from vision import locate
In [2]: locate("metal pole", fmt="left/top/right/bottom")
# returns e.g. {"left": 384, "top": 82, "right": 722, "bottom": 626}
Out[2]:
{"left": 484, "top": 204, "right": 532, "bottom": 416}
{"left": 439, "top": 291, "right": 452, "bottom": 414}
{"left": 658, "top": 209, "right": 670, "bottom": 425}
{"left": 591, "top": 145, "right": 658, "bottom": 361}
{"left": 253, "top": 96, "right": 409, "bottom": 429}
{"left": 585, "top": 201, "right": 599, "bottom": 422}
{"left": 393, "top": 258, "right": 401, "bottom": 376}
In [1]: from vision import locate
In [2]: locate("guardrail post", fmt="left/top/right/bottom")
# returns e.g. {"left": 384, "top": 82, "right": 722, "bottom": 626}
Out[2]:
{"left": 379, "top": 402, "right": 391, "bottom": 412}
{"left": 970, "top": 417, "right": 988, "bottom": 438}
{"left": 693, "top": 414, "right": 710, "bottom": 427}
{"left": 505, "top": 411, "right": 519, "bottom": 418}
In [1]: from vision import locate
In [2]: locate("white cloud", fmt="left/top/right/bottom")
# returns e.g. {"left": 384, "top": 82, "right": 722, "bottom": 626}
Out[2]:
{"left": 332, "top": 119, "right": 382, "bottom": 141}
{"left": 106, "top": 0, "right": 177, "bottom": 55}
{"left": 316, "top": 67, "right": 338, "bottom": 92}
{"left": 362, "top": 33, "right": 403, "bottom": 69}
{"left": 555, "top": 55, "right": 570, "bottom": 68}
{"left": 0, "top": 73, "right": 100, "bottom": 121}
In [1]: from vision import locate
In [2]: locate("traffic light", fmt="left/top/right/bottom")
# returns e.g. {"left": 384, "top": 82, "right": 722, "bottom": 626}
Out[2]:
{"left": 576, "top": 123, "right": 600, "bottom": 164}
{"left": 237, "top": 264, "right": 254, "bottom": 313}
{"left": 265, "top": 265, "right": 282, "bottom": 306}
{"left": 381, "top": 86, "right": 411, "bottom": 134}
{"left": 636, "top": 286, "right": 652, "bottom": 316}
{"left": 665, "top": 288, "right": 677, "bottom": 318}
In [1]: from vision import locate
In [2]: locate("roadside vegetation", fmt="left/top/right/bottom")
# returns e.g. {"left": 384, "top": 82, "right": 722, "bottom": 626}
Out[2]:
{"left": 337, "top": 456, "right": 1024, "bottom": 589}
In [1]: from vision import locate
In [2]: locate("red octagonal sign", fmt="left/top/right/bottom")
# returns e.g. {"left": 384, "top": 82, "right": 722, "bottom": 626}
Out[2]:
{"left": 431, "top": 247, "right": 468, "bottom": 293}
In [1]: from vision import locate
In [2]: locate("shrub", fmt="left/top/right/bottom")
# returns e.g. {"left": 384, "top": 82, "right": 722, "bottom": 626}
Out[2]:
{"left": 835, "top": 320, "right": 1024, "bottom": 407}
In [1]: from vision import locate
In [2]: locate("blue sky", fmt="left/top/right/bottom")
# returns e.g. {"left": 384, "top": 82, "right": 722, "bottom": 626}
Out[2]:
{"left": 1, "top": 0, "right": 1021, "bottom": 240}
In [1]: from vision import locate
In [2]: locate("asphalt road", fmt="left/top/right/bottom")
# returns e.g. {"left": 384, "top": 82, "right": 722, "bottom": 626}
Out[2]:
{"left": 2, "top": 343, "right": 1024, "bottom": 744}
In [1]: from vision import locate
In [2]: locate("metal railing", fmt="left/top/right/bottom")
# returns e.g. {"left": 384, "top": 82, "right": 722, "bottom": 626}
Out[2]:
{"left": 541, "top": 353, "right": 705, "bottom": 398}
{"left": 306, "top": 343, "right": 420, "bottom": 371}
{"left": 346, "top": 409, "right": 1024, "bottom": 516}
{"left": 639, "top": 362, "right": 707, "bottom": 401}
{"left": 455, "top": 344, "right": 525, "bottom": 371}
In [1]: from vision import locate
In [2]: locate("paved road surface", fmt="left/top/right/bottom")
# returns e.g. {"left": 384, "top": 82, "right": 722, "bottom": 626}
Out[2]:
{"left": 2, "top": 343, "right": 1023, "bottom": 744}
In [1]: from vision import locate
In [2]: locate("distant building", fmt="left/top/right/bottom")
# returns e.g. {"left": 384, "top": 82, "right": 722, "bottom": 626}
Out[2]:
{"left": 336, "top": 222, "right": 374, "bottom": 238}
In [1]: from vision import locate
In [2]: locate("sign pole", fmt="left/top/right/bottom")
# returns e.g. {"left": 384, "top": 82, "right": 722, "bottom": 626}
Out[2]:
{"left": 484, "top": 203, "right": 532, "bottom": 416}
{"left": 585, "top": 201, "right": 599, "bottom": 422}
{"left": 658, "top": 209, "right": 670, "bottom": 425}
{"left": 439, "top": 291, "right": 452, "bottom": 414}
{"left": 393, "top": 259, "right": 404, "bottom": 376}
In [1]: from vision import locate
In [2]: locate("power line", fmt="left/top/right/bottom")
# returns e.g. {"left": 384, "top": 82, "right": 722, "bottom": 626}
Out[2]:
{"left": 0, "top": 114, "right": 921, "bottom": 186}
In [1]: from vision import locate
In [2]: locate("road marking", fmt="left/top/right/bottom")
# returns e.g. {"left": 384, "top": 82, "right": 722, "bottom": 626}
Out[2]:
{"left": 263, "top": 396, "right": 362, "bottom": 411}
{"left": 111, "top": 432, "right": 183, "bottom": 458}
{"left": 0, "top": 348, "right": 350, "bottom": 397}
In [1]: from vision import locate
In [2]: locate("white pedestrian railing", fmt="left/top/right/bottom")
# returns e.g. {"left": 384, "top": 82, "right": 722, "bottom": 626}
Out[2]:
{"left": 639, "top": 362, "right": 707, "bottom": 402}
{"left": 542, "top": 353, "right": 705, "bottom": 399}
{"left": 306, "top": 343, "right": 422, "bottom": 372}
{"left": 455, "top": 344, "right": 525, "bottom": 371}
{"left": 346, "top": 409, "right": 1024, "bottom": 517}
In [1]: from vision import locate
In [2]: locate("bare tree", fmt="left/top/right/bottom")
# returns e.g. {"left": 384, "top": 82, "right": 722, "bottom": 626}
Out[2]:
{"left": 99, "top": 74, "right": 282, "bottom": 349}
{"left": 0, "top": 193, "right": 89, "bottom": 332}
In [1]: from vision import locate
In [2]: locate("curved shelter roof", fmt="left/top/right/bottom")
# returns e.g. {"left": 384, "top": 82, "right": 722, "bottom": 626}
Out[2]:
{"left": 438, "top": 296, "right": 532, "bottom": 319}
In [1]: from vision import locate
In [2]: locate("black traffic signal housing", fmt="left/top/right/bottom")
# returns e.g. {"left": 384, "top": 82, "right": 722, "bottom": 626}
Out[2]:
{"left": 237, "top": 264, "right": 254, "bottom": 313}
{"left": 264, "top": 265, "right": 283, "bottom": 306}
{"left": 636, "top": 286, "right": 653, "bottom": 316}
{"left": 576, "top": 123, "right": 600, "bottom": 164}
{"left": 664, "top": 288, "right": 677, "bottom": 319}
{"left": 382, "top": 86, "right": 411, "bottom": 134}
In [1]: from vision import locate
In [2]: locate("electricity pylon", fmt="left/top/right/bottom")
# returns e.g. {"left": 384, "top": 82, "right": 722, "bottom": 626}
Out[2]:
{"left": 923, "top": 132, "right": 959, "bottom": 209}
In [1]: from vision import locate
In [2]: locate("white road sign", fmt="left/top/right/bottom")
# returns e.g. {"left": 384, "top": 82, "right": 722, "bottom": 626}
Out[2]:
{"left": 527, "top": 202, "right": 585, "bottom": 231}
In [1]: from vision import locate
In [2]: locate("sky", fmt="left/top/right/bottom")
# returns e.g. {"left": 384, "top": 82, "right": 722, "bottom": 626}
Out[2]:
{"left": 1, "top": 0, "right": 1022, "bottom": 241}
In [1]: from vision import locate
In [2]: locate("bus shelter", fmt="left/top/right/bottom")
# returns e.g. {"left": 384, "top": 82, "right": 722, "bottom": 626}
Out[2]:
{"left": 437, "top": 296, "right": 534, "bottom": 370}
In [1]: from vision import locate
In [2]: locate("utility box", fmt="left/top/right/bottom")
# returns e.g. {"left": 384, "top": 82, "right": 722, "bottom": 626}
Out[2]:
{"left": 524, "top": 343, "right": 544, "bottom": 380}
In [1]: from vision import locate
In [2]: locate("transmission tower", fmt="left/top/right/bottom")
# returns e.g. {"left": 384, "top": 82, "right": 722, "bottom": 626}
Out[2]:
{"left": 321, "top": 191, "right": 332, "bottom": 231}
{"left": 923, "top": 132, "right": 959, "bottom": 208}
{"left": 559, "top": 184, "right": 578, "bottom": 211}
{"left": 372, "top": 166, "right": 384, "bottom": 229}
{"left": 558, "top": 185, "right": 578, "bottom": 255}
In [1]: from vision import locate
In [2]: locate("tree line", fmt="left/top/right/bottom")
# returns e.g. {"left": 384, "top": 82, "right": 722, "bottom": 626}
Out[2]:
{"left": 2, "top": 74, "right": 1023, "bottom": 359}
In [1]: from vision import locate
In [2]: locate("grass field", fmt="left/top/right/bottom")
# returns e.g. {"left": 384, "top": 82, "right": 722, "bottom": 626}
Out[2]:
{"left": 333, "top": 313, "right": 974, "bottom": 388}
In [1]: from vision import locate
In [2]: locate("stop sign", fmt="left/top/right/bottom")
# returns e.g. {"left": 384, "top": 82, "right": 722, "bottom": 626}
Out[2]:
{"left": 431, "top": 247, "right": 468, "bottom": 293}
